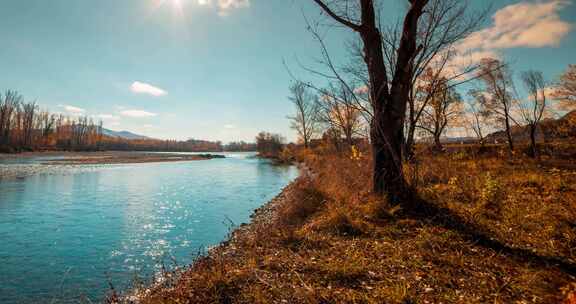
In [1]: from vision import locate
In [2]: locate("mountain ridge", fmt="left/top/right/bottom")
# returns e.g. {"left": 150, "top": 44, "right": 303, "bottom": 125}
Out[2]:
{"left": 101, "top": 128, "right": 150, "bottom": 140}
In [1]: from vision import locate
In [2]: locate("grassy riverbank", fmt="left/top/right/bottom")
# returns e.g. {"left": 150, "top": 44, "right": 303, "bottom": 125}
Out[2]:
{"left": 116, "top": 145, "right": 576, "bottom": 304}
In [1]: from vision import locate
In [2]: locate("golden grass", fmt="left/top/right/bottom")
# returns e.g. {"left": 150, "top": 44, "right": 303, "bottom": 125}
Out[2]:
{"left": 116, "top": 143, "right": 576, "bottom": 304}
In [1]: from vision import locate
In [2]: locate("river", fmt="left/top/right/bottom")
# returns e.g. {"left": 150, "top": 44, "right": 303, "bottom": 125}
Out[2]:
{"left": 0, "top": 152, "right": 298, "bottom": 303}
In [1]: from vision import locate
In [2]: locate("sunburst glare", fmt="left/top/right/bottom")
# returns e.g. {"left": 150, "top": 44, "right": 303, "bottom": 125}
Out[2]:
{"left": 153, "top": 0, "right": 187, "bottom": 16}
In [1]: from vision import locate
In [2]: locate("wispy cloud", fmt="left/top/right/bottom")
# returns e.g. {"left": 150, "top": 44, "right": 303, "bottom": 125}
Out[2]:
{"left": 130, "top": 81, "right": 167, "bottom": 97}
{"left": 223, "top": 124, "right": 237, "bottom": 129}
{"left": 59, "top": 104, "right": 86, "bottom": 115}
{"left": 120, "top": 110, "right": 158, "bottom": 118}
{"left": 197, "top": 0, "right": 250, "bottom": 17}
{"left": 97, "top": 114, "right": 119, "bottom": 120}
{"left": 94, "top": 114, "right": 121, "bottom": 127}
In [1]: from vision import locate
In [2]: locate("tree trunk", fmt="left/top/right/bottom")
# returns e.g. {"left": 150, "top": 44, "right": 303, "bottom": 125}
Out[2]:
{"left": 312, "top": 0, "right": 426, "bottom": 202}
{"left": 344, "top": 128, "right": 353, "bottom": 147}
{"left": 505, "top": 115, "right": 514, "bottom": 152}
{"left": 405, "top": 123, "right": 416, "bottom": 160}
{"left": 371, "top": 108, "right": 407, "bottom": 202}
{"left": 359, "top": 26, "right": 408, "bottom": 201}
{"left": 433, "top": 133, "right": 442, "bottom": 151}
{"left": 530, "top": 125, "right": 537, "bottom": 158}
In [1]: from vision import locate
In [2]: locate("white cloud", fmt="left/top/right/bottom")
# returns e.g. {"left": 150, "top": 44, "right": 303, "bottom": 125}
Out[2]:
{"left": 94, "top": 114, "right": 121, "bottom": 128}
{"left": 449, "top": 0, "right": 572, "bottom": 73}
{"left": 197, "top": 0, "right": 250, "bottom": 16}
{"left": 224, "top": 124, "right": 237, "bottom": 129}
{"left": 461, "top": 0, "right": 571, "bottom": 51}
{"left": 120, "top": 110, "right": 158, "bottom": 118}
{"left": 446, "top": 50, "right": 500, "bottom": 76}
{"left": 59, "top": 104, "right": 86, "bottom": 115}
{"left": 130, "top": 81, "right": 167, "bottom": 97}
{"left": 97, "top": 114, "right": 120, "bottom": 120}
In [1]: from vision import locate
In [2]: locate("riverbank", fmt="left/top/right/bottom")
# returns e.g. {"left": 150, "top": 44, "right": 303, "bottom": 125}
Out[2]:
{"left": 0, "top": 151, "right": 224, "bottom": 165}
{"left": 0, "top": 151, "right": 225, "bottom": 180}
{"left": 118, "top": 149, "right": 576, "bottom": 304}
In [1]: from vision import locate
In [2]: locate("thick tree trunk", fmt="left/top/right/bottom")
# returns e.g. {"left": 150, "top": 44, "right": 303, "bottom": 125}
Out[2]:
{"left": 371, "top": 108, "right": 407, "bottom": 202}
{"left": 312, "top": 0, "right": 427, "bottom": 202}
{"left": 359, "top": 28, "right": 408, "bottom": 201}
{"left": 363, "top": 0, "right": 424, "bottom": 201}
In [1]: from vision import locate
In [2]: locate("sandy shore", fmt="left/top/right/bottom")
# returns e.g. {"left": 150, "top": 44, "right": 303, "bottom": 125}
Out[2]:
{"left": 0, "top": 151, "right": 225, "bottom": 180}
{"left": 0, "top": 151, "right": 224, "bottom": 165}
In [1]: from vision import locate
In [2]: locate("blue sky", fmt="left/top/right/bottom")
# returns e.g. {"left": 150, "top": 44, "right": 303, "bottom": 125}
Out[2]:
{"left": 0, "top": 0, "right": 574, "bottom": 142}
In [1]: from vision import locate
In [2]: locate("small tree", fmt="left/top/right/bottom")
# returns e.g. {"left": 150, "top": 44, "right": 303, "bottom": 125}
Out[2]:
{"left": 255, "top": 131, "right": 285, "bottom": 158}
{"left": 466, "top": 90, "right": 491, "bottom": 147}
{"left": 0, "top": 91, "right": 22, "bottom": 146}
{"left": 477, "top": 58, "right": 518, "bottom": 152}
{"left": 520, "top": 70, "right": 547, "bottom": 158}
{"left": 288, "top": 82, "right": 320, "bottom": 148}
{"left": 417, "top": 80, "right": 463, "bottom": 151}
{"left": 21, "top": 102, "right": 37, "bottom": 148}
{"left": 317, "top": 83, "right": 363, "bottom": 147}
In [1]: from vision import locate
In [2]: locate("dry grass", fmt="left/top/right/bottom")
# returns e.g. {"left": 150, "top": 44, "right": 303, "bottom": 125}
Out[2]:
{"left": 116, "top": 143, "right": 576, "bottom": 304}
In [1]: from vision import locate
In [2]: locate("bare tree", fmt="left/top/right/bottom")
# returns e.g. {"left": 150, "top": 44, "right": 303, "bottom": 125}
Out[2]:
{"left": 310, "top": 0, "right": 430, "bottom": 200}
{"left": 465, "top": 90, "right": 490, "bottom": 146}
{"left": 477, "top": 58, "right": 518, "bottom": 152}
{"left": 38, "top": 111, "right": 56, "bottom": 146}
{"left": 22, "top": 102, "right": 37, "bottom": 148}
{"left": 552, "top": 64, "right": 576, "bottom": 111}
{"left": 288, "top": 82, "right": 320, "bottom": 148}
{"left": 417, "top": 80, "right": 463, "bottom": 151}
{"left": 0, "top": 91, "right": 22, "bottom": 146}
{"left": 256, "top": 131, "right": 285, "bottom": 158}
{"left": 519, "top": 70, "right": 547, "bottom": 158}
{"left": 317, "top": 83, "right": 363, "bottom": 147}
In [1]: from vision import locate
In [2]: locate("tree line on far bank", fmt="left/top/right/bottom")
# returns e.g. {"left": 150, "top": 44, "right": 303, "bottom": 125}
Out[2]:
{"left": 0, "top": 90, "right": 103, "bottom": 153}
{"left": 0, "top": 90, "right": 256, "bottom": 153}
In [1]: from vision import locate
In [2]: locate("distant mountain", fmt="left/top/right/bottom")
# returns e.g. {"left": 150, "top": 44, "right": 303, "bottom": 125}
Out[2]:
{"left": 486, "top": 110, "right": 576, "bottom": 143}
{"left": 415, "top": 136, "right": 477, "bottom": 144}
{"left": 102, "top": 128, "right": 150, "bottom": 140}
{"left": 441, "top": 136, "right": 477, "bottom": 144}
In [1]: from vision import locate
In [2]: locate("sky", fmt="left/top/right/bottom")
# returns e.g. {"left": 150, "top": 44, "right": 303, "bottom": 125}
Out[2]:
{"left": 0, "top": 0, "right": 574, "bottom": 142}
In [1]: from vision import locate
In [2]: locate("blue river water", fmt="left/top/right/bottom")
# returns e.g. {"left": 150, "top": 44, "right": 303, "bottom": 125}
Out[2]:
{"left": 0, "top": 153, "right": 298, "bottom": 303}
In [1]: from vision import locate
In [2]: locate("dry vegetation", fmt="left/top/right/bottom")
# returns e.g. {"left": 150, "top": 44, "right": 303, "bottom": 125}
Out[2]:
{"left": 116, "top": 143, "right": 576, "bottom": 304}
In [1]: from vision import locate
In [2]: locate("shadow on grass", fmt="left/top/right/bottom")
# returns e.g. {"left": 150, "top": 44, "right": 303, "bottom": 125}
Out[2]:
{"left": 403, "top": 192, "right": 576, "bottom": 276}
